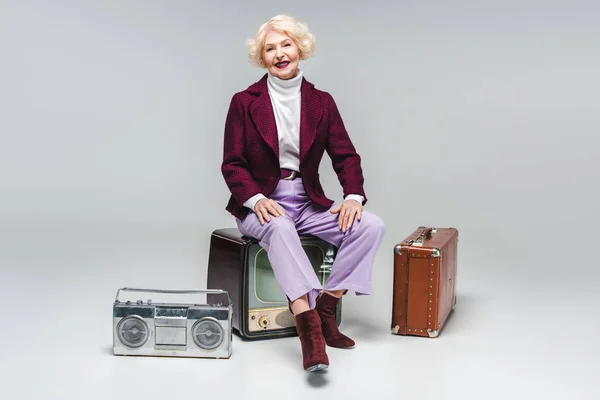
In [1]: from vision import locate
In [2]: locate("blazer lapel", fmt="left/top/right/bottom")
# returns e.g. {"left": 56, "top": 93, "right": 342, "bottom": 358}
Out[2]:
{"left": 299, "top": 78, "right": 323, "bottom": 166}
{"left": 248, "top": 76, "right": 279, "bottom": 160}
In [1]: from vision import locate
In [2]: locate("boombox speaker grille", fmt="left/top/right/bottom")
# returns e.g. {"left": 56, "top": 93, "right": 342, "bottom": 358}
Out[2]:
{"left": 192, "top": 317, "right": 224, "bottom": 350}
{"left": 117, "top": 316, "right": 150, "bottom": 348}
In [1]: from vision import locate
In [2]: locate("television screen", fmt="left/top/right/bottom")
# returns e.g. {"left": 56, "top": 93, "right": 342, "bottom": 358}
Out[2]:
{"left": 247, "top": 241, "right": 336, "bottom": 309}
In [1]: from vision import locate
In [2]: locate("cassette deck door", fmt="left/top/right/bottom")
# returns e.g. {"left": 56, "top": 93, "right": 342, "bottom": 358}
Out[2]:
{"left": 155, "top": 307, "right": 188, "bottom": 347}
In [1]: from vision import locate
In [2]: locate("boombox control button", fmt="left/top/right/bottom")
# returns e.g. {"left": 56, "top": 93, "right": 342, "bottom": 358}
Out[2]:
{"left": 258, "top": 315, "right": 271, "bottom": 329}
{"left": 137, "top": 300, "right": 143, "bottom": 305}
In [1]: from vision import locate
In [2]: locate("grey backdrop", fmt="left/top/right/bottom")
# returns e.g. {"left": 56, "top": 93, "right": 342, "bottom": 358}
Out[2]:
{"left": 1, "top": 0, "right": 598, "bottom": 399}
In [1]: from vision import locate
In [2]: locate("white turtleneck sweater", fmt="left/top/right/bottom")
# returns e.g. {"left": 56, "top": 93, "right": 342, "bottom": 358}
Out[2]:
{"left": 243, "top": 70, "right": 364, "bottom": 211}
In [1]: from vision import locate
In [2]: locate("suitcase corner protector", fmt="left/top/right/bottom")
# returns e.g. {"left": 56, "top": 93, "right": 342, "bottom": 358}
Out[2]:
{"left": 427, "top": 328, "right": 439, "bottom": 338}
{"left": 393, "top": 245, "right": 403, "bottom": 255}
{"left": 391, "top": 325, "right": 400, "bottom": 334}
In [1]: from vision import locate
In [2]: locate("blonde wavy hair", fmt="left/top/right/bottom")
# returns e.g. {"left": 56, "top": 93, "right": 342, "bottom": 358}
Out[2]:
{"left": 247, "top": 15, "right": 316, "bottom": 68}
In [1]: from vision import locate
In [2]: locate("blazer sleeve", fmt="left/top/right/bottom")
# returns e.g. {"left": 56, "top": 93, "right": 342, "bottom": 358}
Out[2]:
{"left": 325, "top": 92, "right": 368, "bottom": 205}
{"left": 221, "top": 94, "right": 263, "bottom": 206}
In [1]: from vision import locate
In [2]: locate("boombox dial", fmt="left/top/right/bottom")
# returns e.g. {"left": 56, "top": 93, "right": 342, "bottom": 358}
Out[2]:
{"left": 258, "top": 315, "right": 271, "bottom": 329}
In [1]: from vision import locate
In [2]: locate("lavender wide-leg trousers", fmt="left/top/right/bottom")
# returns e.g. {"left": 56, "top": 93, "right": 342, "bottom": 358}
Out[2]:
{"left": 235, "top": 178, "right": 385, "bottom": 310}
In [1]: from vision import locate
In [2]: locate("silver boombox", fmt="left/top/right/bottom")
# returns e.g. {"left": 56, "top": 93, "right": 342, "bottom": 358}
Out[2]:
{"left": 113, "top": 288, "right": 232, "bottom": 359}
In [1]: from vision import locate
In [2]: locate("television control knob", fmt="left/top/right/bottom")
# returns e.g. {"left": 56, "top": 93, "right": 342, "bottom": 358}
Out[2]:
{"left": 137, "top": 300, "right": 143, "bottom": 305}
{"left": 258, "top": 315, "right": 271, "bottom": 329}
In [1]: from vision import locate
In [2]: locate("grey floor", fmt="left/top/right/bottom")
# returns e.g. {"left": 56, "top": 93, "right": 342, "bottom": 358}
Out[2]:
{"left": 1, "top": 222, "right": 597, "bottom": 400}
{"left": 2, "top": 1, "right": 598, "bottom": 398}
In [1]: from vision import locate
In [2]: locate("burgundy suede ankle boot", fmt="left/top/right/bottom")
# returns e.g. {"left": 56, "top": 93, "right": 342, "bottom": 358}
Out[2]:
{"left": 315, "top": 292, "right": 355, "bottom": 348}
{"left": 295, "top": 309, "right": 329, "bottom": 371}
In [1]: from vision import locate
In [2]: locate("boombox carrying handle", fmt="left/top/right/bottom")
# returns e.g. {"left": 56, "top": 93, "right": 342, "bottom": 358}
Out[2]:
{"left": 115, "top": 287, "right": 232, "bottom": 306}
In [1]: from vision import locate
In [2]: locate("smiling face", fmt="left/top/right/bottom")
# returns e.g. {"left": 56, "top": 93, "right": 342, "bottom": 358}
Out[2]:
{"left": 262, "top": 30, "right": 300, "bottom": 80}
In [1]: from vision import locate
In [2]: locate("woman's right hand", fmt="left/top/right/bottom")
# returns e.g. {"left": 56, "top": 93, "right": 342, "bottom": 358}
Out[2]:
{"left": 254, "top": 198, "right": 286, "bottom": 225}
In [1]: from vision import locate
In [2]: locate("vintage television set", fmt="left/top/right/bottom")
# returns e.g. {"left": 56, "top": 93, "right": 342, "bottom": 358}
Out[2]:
{"left": 207, "top": 228, "right": 342, "bottom": 340}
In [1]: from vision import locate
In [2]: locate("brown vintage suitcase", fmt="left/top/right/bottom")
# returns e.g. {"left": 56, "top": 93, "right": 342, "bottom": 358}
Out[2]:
{"left": 391, "top": 226, "right": 458, "bottom": 337}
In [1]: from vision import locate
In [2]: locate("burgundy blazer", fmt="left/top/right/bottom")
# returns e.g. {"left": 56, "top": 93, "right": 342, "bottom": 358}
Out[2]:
{"left": 221, "top": 74, "right": 367, "bottom": 220}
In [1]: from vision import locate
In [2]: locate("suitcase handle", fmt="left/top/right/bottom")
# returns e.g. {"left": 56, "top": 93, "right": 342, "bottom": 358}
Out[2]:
{"left": 419, "top": 227, "right": 434, "bottom": 239}
{"left": 409, "top": 226, "right": 436, "bottom": 246}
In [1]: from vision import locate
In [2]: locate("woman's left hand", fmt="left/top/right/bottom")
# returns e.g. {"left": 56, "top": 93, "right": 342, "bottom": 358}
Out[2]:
{"left": 330, "top": 200, "right": 363, "bottom": 232}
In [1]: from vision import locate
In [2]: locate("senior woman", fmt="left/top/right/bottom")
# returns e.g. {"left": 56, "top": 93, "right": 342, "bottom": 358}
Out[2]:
{"left": 221, "top": 15, "right": 385, "bottom": 372}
